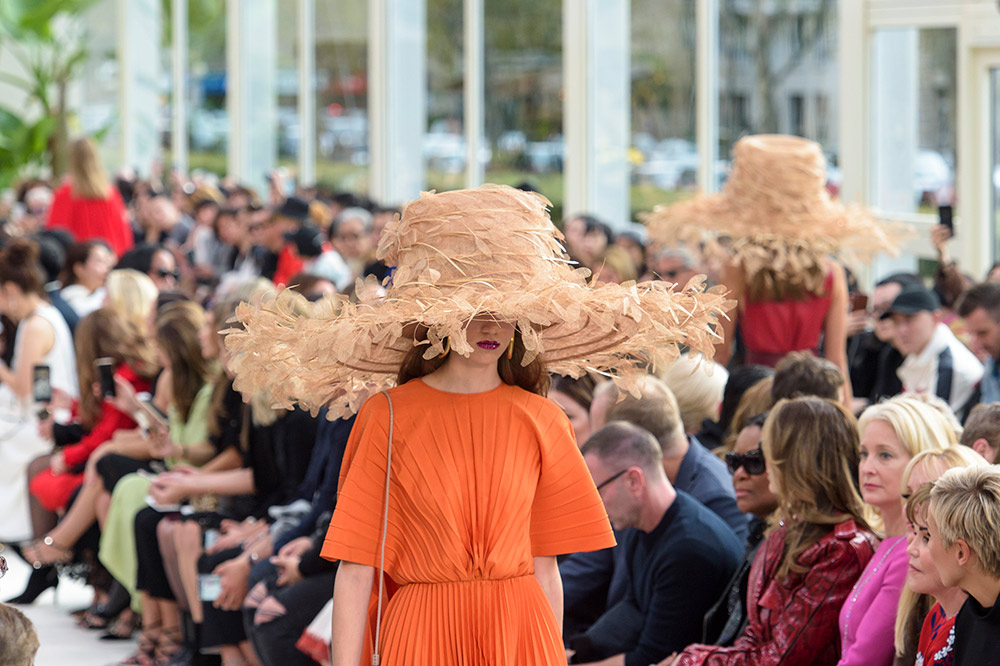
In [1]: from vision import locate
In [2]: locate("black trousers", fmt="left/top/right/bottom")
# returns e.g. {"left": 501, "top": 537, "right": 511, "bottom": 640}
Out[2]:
{"left": 134, "top": 507, "right": 173, "bottom": 599}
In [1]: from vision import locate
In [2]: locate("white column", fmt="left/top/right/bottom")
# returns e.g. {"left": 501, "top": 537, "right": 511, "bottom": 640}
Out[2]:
{"left": 298, "top": 0, "right": 316, "bottom": 187}
{"left": 871, "top": 29, "right": 919, "bottom": 214}
{"left": 563, "top": 0, "right": 630, "bottom": 227}
{"left": 226, "top": 0, "right": 277, "bottom": 195}
{"left": 464, "top": 0, "right": 484, "bottom": 188}
{"left": 837, "top": 0, "right": 867, "bottom": 208}
{"left": 696, "top": 0, "right": 719, "bottom": 193}
{"left": 171, "top": 0, "right": 188, "bottom": 174}
{"left": 368, "top": 0, "right": 427, "bottom": 205}
{"left": 118, "top": 0, "right": 162, "bottom": 176}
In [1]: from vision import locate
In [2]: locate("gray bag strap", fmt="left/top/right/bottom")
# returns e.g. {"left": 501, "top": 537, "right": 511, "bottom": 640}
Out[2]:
{"left": 372, "top": 390, "right": 394, "bottom": 666}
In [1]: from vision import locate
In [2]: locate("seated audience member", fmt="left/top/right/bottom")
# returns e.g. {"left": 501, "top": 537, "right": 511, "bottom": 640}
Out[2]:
{"left": 604, "top": 376, "right": 745, "bottom": 538}
{"left": 702, "top": 411, "right": 778, "bottom": 647}
{"left": 928, "top": 466, "right": 1000, "bottom": 666}
{"left": 849, "top": 273, "right": 923, "bottom": 407}
{"left": 570, "top": 422, "right": 742, "bottom": 665}
{"left": 956, "top": 282, "right": 1000, "bottom": 403}
{"left": 117, "top": 242, "right": 179, "bottom": 292}
{"left": 885, "top": 286, "right": 983, "bottom": 419}
{"left": 330, "top": 207, "right": 374, "bottom": 281}
{"left": 33, "top": 231, "right": 80, "bottom": 333}
{"left": 271, "top": 196, "right": 312, "bottom": 287}
{"left": 548, "top": 374, "right": 598, "bottom": 446}
{"left": 594, "top": 246, "right": 638, "bottom": 285}
{"left": 958, "top": 403, "right": 1000, "bottom": 463}
{"left": 646, "top": 245, "right": 701, "bottom": 287}
{"left": 661, "top": 354, "right": 729, "bottom": 435}
{"left": 698, "top": 365, "right": 772, "bottom": 452}
{"left": 837, "top": 396, "right": 954, "bottom": 666}
{"left": 614, "top": 224, "right": 648, "bottom": 280}
{"left": 894, "top": 447, "right": 987, "bottom": 666}
{"left": 0, "top": 603, "right": 40, "bottom": 666}
{"left": 771, "top": 350, "right": 844, "bottom": 402}
{"left": 666, "top": 397, "right": 877, "bottom": 665}
{"left": 59, "top": 240, "right": 114, "bottom": 317}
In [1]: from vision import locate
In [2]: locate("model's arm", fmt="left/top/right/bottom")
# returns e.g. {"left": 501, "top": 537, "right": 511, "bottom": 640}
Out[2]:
{"left": 534, "top": 555, "right": 563, "bottom": 635}
{"left": 331, "top": 560, "right": 374, "bottom": 666}
{"left": 824, "top": 261, "right": 853, "bottom": 404}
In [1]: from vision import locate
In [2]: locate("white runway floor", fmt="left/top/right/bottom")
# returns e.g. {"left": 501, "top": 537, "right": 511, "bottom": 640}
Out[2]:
{"left": 3, "top": 550, "right": 137, "bottom": 666}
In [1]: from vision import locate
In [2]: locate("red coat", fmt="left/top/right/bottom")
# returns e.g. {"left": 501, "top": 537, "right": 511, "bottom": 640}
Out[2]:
{"left": 675, "top": 519, "right": 877, "bottom": 666}
{"left": 47, "top": 181, "right": 134, "bottom": 257}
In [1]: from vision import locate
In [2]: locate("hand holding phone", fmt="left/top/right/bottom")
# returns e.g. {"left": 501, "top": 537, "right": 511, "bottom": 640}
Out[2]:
{"left": 96, "top": 358, "right": 116, "bottom": 398}
{"left": 32, "top": 365, "right": 51, "bottom": 403}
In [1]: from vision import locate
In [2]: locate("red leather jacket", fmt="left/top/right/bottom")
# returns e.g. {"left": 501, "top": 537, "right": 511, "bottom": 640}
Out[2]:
{"left": 674, "top": 519, "right": 877, "bottom": 666}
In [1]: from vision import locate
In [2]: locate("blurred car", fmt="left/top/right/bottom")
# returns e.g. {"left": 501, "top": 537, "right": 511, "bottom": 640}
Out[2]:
{"left": 634, "top": 138, "right": 699, "bottom": 190}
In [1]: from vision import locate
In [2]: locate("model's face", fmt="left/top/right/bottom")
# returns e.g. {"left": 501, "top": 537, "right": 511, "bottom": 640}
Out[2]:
{"left": 964, "top": 307, "right": 1000, "bottom": 360}
{"left": 926, "top": 510, "right": 964, "bottom": 588}
{"left": 584, "top": 453, "right": 640, "bottom": 531}
{"left": 549, "top": 389, "right": 591, "bottom": 447}
{"left": 731, "top": 425, "right": 778, "bottom": 518}
{"left": 891, "top": 310, "right": 938, "bottom": 356}
{"left": 457, "top": 315, "right": 515, "bottom": 367}
{"left": 872, "top": 283, "right": 902, "bottom": 344}
{"left": 859, "top": 419, "right": 912, "bottom": 511}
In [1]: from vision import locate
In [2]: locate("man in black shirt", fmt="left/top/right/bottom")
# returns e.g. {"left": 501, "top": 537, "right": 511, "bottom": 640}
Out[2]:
{"left": 569, "top": 422, "right": 742, "bottom": 666}
{"left": 928, "top": 466, "right": 1000, "bottom": 666}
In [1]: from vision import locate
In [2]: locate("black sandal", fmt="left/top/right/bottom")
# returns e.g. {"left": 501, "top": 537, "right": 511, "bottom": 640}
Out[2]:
{"left": 101, "top": 607, "right": 140, "bottom": 640}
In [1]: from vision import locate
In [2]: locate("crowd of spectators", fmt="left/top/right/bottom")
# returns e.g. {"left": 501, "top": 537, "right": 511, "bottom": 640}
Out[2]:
{"left": 1, "top": 135, "right": 1000, "bottom": 666}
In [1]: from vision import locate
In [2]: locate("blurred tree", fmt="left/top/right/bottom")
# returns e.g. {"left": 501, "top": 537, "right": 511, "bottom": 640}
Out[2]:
{"left": 0, "top": 0, "right": 98, "bottom": 187}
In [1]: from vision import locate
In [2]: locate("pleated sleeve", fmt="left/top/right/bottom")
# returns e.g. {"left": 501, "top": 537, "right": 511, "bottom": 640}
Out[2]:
{"left": 529, "top": 402, "right": 616, "bottom": 557}
{"left": 320, "top": 393, "right": 391, "bottom": 566}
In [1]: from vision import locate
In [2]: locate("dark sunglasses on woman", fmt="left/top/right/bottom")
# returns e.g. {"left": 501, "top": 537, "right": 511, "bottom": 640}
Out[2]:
{"left": 725, "top": 446, "right": 766, "bottom": 475}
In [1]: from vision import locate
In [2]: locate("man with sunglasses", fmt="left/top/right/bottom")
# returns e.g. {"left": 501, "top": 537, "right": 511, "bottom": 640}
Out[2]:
{"left": 567, "top": 422, "right": 742, "bottom": 666}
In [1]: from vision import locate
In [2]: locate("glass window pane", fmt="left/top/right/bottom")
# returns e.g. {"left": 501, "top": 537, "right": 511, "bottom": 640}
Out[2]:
{"left": 871, "top": 27, "right": 957, "bottom": 215}
{"left": 719, "top": 1, "right": 838, "bottom": 188}
{"left": 425, "top": 0, "right": 465, "bottom": 193}
{"left": 482, "top": 1, "right": 563, "bottom": 218}
{"left": 631, "top": 0, "right": 697, "bottom": 217}
{"left": 316, "top": 0, "right": 369, "bottom": 195}
{"left": 276, "top": 0, "right": 300, "bottom": 173}
{"left": 187, "top": 0, "right": 228, "bottom": 177}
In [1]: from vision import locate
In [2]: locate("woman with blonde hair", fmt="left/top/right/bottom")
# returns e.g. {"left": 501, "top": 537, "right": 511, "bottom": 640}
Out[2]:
{"left": 836, "top": 396, "right": 952, "bottom": 666}
{"left": 105, "top": 268, "right": 159, "bottom": 337}
{"left": 893, "top": 447, "right": 987, "bottom": 665}
{"left": 664, "top": 397, "right": 877, "bottom": 665}
{"left": 46, "top": 137, "right": 134, "bottom": 257}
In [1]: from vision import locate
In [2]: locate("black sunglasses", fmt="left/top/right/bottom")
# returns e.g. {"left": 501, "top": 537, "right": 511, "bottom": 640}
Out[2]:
{"left": 725, "top": 446, "right": 766, "bottom": 475}
{"left": 155, "top": 268, "right": 180, "bottom": 280}
{"left": 595, "top": 468, "right": 630, "bottom": 491}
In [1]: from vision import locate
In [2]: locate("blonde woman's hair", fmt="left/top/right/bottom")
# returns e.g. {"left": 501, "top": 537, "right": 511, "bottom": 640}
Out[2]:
{"left": 106, "top": 269, "right": 159, "bottom": 335}
{"left": 0, "top": 602, "right": 40, "bottom": 665}
{"left": 69, "top": 137, "right": 110, "bottom": 200}
{"left": 904, "top": 393, "right": 963, "bottom": 442}
{"left": 894, "top": 454, "right": 991, "bottom": 657}
{"left": 660, "top": 354, "right": 728, "bottom": 435}
{"left": 762, "top": 397, "right": 868, "bottom": 579}
{"left": 930, "top": 466, "right": 1000, "bottom": 577}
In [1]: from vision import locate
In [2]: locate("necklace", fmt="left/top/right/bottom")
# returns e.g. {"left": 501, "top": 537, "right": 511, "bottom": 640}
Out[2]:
{"left": 841, "top": 537, "right": 904, "bottom": 642}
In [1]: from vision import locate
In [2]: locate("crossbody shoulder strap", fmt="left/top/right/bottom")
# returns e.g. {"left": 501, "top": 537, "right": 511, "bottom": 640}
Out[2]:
{"left": 372, "top": 390, "right": 394, "bottom": 666}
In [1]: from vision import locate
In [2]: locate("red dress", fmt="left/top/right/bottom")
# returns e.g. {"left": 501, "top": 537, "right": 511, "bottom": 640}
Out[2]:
{"left": 741, "top": 271, "right": 833, "bottom": 367}
{"left": 46, "top": 181, "right": 134, "bottom": 257}
{"left": 29, "top": 364, "right": 149, "bottom": 512}
{"left": 674, "top": 519, "right": 877, "bottom": 666}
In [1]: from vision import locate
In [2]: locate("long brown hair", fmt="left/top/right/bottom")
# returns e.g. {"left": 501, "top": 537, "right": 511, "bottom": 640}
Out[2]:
{"left": 397, "top": 326, "right": 549, "bottom": 395}
{"left": 69, "top": 137, "right": 111, "bottom": 200}
{"left": 762, "top": 396, "right": 868, "bottom": 579}
{"left": 75, "top": 308, "right": 158, "bottom": 428}
{"left": 156, "top": 301, "right": 213, "bottom": 422}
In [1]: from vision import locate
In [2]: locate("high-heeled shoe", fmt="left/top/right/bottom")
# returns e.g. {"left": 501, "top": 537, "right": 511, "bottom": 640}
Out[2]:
{"left": 22, "top": 535, "right": 73, "bottom": 568}
{"left": 4, "top": 564, "right": 59, "bottom": 604}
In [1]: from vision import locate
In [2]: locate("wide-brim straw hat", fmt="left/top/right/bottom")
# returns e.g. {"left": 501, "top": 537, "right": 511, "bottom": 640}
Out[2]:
{"left": 644, "top": 134, "right": 904, "bottom": 289}
{"left": 226, "top": 184, "right": 733, "bottom": 418}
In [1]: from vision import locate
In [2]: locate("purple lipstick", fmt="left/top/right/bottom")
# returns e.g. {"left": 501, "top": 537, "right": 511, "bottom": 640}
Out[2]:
{"left": 477, "top": 340, "right": 500, "bottom": 350}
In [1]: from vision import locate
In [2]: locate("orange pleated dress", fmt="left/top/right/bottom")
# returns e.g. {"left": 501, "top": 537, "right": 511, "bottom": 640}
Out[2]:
{"left": 321, "top": 378, "right": 616, "bottom": 665}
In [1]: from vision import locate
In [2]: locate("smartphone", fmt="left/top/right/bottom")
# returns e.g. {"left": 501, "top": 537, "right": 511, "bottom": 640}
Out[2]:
{"left": 939, "top": 205, "right": 954, "bottom": 238}
{"left": 198, "top": 573, "right": 222, "bottom": 602}
{"left": 139, "top": 396, "right": 170, "bottom": 429}
{"left": 32, "top": 365, "right": 51, "bottom": 403}
{"left": 96, "top": 358, "right": 116, "bottom": 398}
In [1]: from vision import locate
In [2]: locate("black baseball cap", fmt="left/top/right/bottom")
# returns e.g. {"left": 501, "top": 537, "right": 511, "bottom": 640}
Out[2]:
{"left": 881, "top": 286, "right": 941, "bottom": 319}
{"left": 276, "top": 196, "right": 311, "bottom": 222}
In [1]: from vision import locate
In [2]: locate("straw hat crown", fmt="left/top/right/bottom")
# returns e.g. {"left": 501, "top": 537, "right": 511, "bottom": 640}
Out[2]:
{"left": 227, "top": 184, "right": 732, "bottom": 419}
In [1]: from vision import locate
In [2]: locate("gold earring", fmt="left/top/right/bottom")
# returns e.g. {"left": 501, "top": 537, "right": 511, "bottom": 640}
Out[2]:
{"left": 507, "top": 336, "right": 514, "bottom": 359}
{"left": 438, "top": 338, "right": 450, "bottom": 358}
